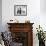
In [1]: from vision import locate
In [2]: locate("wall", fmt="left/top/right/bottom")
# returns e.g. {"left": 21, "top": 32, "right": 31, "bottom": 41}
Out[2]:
{"left": 40, "top": 0, "right": 46, "bottom": 14}
{"left": 0, "top": 0, "right": 2, "bottom": 32}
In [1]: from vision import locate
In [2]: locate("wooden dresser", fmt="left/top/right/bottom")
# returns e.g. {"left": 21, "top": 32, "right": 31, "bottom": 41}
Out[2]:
{"left": 7, "top": 23, "right": 34, "bottom": 46}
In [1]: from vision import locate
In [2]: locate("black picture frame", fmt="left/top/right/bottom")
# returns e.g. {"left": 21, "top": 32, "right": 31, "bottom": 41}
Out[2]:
{"left": 14, "top": 5, "right": 27, "bottom": 16}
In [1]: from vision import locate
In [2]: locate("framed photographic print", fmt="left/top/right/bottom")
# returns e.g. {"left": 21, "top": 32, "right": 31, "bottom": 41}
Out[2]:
{"left": 14, "top": 5, "right": 27, "bottom": 16}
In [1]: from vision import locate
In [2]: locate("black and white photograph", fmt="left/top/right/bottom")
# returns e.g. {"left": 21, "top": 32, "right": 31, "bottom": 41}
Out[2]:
{"left": 14, "top": 5, "right": 27, "bottom": 16}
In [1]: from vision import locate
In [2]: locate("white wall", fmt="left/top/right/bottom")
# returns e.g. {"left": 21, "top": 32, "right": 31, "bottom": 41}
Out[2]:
{"left": 40, "top": 0, "right": 46, "bottom": 14}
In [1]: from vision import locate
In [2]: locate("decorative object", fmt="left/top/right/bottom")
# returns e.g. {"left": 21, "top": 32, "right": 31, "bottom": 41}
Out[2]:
{"left": 36, "top": 25, "right": 45, "bottom": 46}
{"left": 14, "top": 5, "right": 27, "bottom": 16}
{"left": 25, "top": 20, "right": 30, "bottom": 23}
{"left": 8, "top": 19, "right": 19, "bottom": 23}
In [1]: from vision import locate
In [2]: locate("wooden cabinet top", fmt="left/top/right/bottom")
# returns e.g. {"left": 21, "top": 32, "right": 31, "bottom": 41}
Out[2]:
{"left": 7, "top": 23, "right": 34, "bottom": 25}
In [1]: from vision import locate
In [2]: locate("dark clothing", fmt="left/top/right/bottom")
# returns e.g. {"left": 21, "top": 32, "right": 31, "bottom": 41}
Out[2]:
{"left": 39, "top": 40, "right": 45, "bottom": 46}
